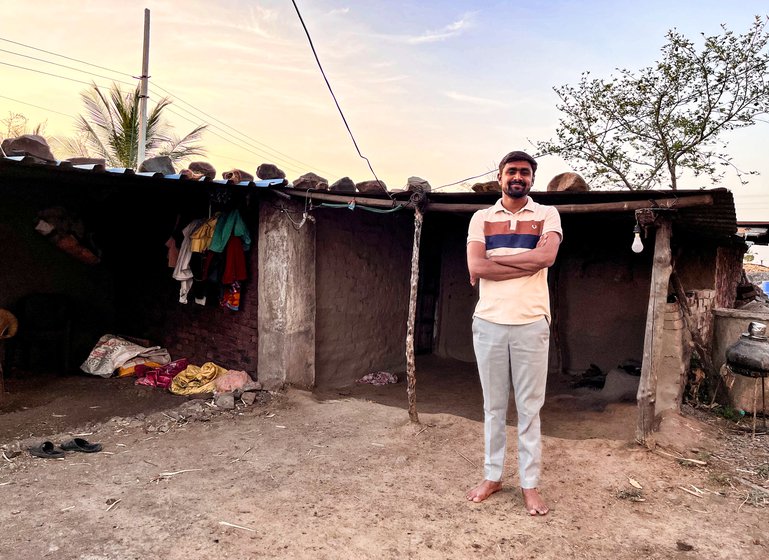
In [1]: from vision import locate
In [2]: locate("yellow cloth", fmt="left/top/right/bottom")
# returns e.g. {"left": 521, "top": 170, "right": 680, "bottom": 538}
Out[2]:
{"left": 117, "top": 361, "right": 163, "bottom": 378}
{"left": 189, "top": 215, "right": 219, "bottom": 253}
{"left": 169, "top": 361, "right": 228, "bottom": 395}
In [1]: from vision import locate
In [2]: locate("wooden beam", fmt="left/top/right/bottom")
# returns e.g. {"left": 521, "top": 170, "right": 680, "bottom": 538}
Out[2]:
{"left": 279, "top": 189, "right": 714, "bottom": 215}
{"left": 426, "top": 194, "right": 714, "bottom": 214}
{"left": 282, "top": 188, "right": 406, "bottom": 209}
{"left": 405, "top": 207, "right": 423, "bottom": 424}
{"left": 636, "top": 218, "right": 673, "bottom": 446}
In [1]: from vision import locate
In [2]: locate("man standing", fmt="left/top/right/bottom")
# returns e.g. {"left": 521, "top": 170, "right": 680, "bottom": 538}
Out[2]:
{"left": 465, "top": 151, "right": 562, "bottom": 515}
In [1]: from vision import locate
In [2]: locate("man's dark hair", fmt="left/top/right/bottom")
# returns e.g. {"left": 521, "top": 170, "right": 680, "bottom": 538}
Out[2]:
{"left": 498, "top": 151, "right": 538, "bottom": 175}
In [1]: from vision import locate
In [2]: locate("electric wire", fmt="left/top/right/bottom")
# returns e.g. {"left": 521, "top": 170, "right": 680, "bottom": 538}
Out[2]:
{"left": 290, "top": 0, "right": 393, "bottom": 200}
{"left": 0, "top": 63, "right": 317, "bottom": 177}
{"left": 163, "top": 106, "right": 307, "bottom": 177}
{"left": 153, "top": 82, "right": 338, "bottom": 178}
{"left": 160, "top": 93, "right": 324, "bottom": 178}
{"left": 0, "top": 35, "right": 337, "bottom": 179}
{"left": 0, "top": 94, "right": 76, "bottom": 119}
{"left": 0, "top": 36, "right": 134, "bottom": 78}
{"left": 0, "top": 47, "right": 135, "bottom": 87}
{"left": 0, "top": 37, "right": 335, "bottom": 175}
{"left": 0, "top": 60, "right": 105, "bottom": 87}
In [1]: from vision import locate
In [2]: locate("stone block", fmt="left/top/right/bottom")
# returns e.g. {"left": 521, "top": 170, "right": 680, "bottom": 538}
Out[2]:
{"left": 214, "top": 393, "right": 236, "bottom": 409}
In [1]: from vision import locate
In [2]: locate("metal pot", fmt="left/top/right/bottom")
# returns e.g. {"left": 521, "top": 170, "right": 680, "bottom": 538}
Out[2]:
{"left": 725, "top": 322, "right": 769, "bottom": 378}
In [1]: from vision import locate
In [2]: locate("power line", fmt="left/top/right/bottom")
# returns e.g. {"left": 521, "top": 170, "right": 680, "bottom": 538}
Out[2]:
{"left": 0, "top": 34, "right": 338, "bottom": 180}
{"left": 0, "top": 60, "right": 110, "bottom": 87}
{"left": 0, "top": 36, "right": 133, "bottom": 78}
{"left": 0, "top": 47, "right": 135, "bottom": 87}
{"left": 163, "top": 106, "right": 307, "bottom": 177}
{"left": 155, "top": 83, "right": 333, "bottom": 177}
{"left": 153, "top": 82, "right": 338, "bottom": 178}
{"left": 0, "top": 94, "right": 76, "bottom": 119}
{"left": 0, "top": 62, "right": 312, "bottom": 177}
{"left": 290, "top": 0, "right": 392, "bottom": 199}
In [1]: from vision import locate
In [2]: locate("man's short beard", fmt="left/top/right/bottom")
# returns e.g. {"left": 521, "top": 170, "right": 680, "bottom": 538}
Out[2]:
{"left": 505, "top": 184, "right": 528, "bottom": 198}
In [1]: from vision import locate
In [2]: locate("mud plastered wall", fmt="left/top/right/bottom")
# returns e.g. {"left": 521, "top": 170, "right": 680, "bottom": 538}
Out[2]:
{"left": 314, "top": 208, "right": 412, "bottom": 387}
{"left": 430, "top": 213, "right": 477, "bottom": 363}
{"left": 556, "top": 214, "right": 652, "bottom": 375}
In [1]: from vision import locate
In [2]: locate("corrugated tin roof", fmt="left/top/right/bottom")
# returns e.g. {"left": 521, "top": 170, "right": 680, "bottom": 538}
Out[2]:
{"left": 0, "top": 155, "right": 287, "bottom": 189}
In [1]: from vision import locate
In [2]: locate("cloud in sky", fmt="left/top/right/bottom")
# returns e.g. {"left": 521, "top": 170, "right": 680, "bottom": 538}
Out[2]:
{"left": 379, "top": 12, "right": 476, "bottom": 45}
{"left": 327, "top": 7, "right": 350, "bottom": 16}
{"left": 444, "top": 91, "right": 509, "bottom": 109}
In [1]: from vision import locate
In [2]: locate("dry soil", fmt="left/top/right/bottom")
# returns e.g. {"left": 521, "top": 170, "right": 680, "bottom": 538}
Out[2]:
{"left": 0, "top": 356, "right": 767, "bottom": 559}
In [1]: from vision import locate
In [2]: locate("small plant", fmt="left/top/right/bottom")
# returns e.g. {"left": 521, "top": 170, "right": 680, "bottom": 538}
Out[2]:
{"left": 714, "top": 405, "right": 743, "bottom": 421}
{"left": 756, "top": 463, "right": 769, "bottom": 479}
{"left": 744, "top": 489, "right": 769, "bottom": 508}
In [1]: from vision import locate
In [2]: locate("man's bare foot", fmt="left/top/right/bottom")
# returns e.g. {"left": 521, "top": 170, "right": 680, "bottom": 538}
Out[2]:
{"left": 522, "top": 488, "right": 549, "bottom": 516}
{"left": 466, "top": 480, "right": 502, "bottom": 503}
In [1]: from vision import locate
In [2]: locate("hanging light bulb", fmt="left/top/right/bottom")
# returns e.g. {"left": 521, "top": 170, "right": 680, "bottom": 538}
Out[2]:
{"left": 631, "top": 223, "right": 644, "bottom": 253}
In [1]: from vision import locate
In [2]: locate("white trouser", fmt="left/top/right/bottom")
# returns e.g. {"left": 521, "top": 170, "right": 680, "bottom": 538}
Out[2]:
{"left": 472, "top": 316, "right": 549, "bottom": 488}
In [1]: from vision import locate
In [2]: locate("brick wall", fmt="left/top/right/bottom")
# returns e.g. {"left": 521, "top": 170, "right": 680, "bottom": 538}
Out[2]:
{"left": 115, "top": 196, "right": 260, "bottom": 376}
{"left": 0, "top": 175, "right": 260, "bottom": 375}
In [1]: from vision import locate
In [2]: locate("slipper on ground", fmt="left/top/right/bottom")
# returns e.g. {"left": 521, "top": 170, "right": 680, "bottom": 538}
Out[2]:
{"left": 28, "top": 441, "right": 66, "bottom": 459}
{"left": 59, "top": 438, "right": 102, "bottom": 453}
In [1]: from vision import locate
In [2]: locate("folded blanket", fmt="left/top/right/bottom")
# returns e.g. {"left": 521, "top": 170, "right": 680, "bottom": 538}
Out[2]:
{"left": 81, "top": 334, "right": 168, "bottom": 378}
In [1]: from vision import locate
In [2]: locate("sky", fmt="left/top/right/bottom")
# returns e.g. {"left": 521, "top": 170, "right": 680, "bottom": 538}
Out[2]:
{"left": 1, "top": 0, "right": 768, "bottom": 220}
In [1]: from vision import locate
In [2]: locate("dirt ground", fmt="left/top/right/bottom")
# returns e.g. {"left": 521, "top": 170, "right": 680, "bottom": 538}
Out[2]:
{"left": 1, "top": 356, "right": 768, "bottom": 559}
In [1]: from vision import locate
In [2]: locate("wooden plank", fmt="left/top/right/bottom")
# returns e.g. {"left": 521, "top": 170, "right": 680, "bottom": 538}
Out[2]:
{"left": 405, "top": 208, "right": 423, "bottom": 424}
{"left": 636, "top": 218, "right": 673, "bottom": 446}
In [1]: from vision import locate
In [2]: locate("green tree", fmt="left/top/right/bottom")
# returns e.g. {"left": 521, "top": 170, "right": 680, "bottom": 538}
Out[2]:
{"left": 75, "top": 82, "right": 207, "bottom": 169}
{"left": 537, "top": 16, "right": 769, "bottom": 190}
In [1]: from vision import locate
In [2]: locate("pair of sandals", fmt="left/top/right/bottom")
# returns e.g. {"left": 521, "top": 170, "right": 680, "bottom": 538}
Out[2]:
{"left": 29, "top": 438, "right": 102, "bottom": 459}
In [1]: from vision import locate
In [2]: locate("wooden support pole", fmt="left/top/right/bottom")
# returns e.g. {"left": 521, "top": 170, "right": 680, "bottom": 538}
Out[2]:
{"left": 636, "top": 218, "right": 672, "bottom": 446}
{"left": 405, "top": 207, "right": 423, "bottom": 424}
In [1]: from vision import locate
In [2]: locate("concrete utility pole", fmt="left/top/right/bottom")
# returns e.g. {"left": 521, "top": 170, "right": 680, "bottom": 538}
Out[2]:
{"left": 137, "top": 8, "right": 151, "bottom": 169}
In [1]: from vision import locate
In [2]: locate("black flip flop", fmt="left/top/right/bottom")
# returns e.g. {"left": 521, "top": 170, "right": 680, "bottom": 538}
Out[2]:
{"left": 60, "top": 438, "right": 102, "bottom": 453}
{"left": 28, "top": 441, "right": 66, "bottom": 459}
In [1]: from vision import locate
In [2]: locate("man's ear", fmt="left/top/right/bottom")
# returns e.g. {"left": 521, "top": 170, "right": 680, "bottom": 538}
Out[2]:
{"left": 497, "top": 172, "right": 502, "bottom": 184}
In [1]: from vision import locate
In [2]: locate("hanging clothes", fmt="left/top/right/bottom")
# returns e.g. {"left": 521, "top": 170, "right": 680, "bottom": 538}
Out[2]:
{"left": 189, "top": 214, "right": 220, "bottom": 253}
{"left": 222, "top": 236, "right": 247, "bottom": 285}
{"left": 172, "top": 219, "right": 203, "bottom": 304}
{"left": 209, "top": 209, "right": 251, "bottom": 253}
